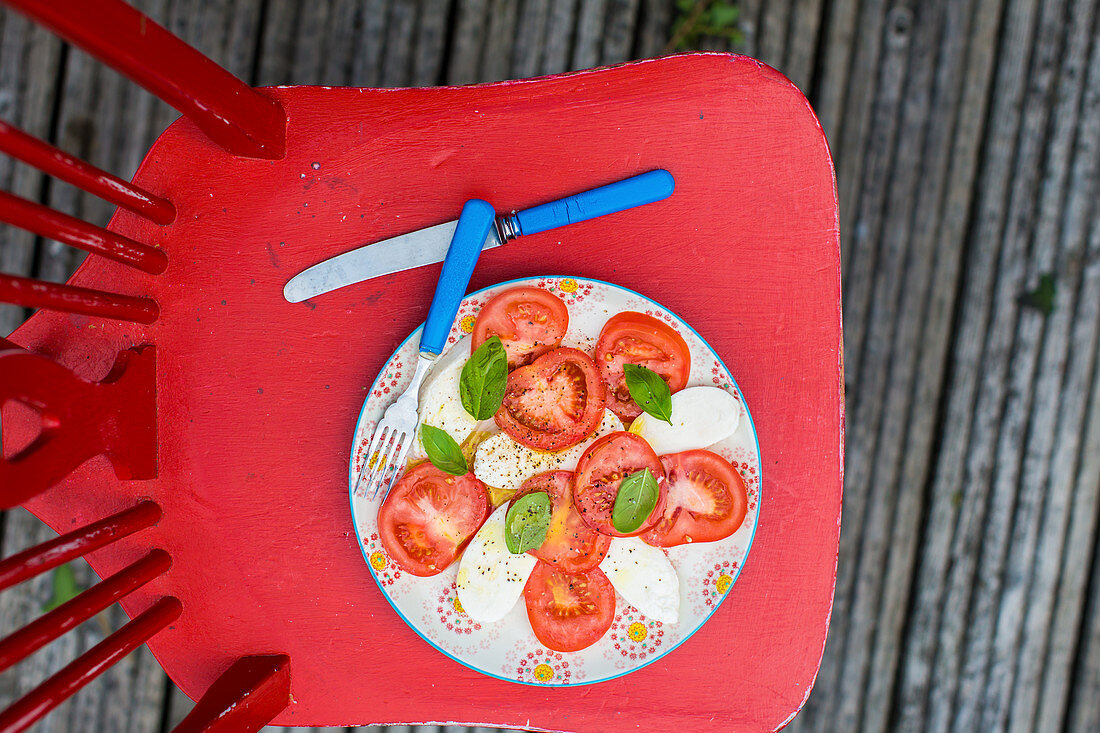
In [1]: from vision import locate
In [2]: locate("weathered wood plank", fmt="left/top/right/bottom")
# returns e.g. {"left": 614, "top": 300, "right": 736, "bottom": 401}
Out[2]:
{"left": 571, "top": 0, "right": 608, "bottom": 70}
{"left": 382, "top": 0, "right": 419, "bottom": 86}
{"left": 1044, "top": 229, "right": 1100, "bottom": 729}
{"left": 292, "top": 0, "right": 334, "bottom": 85}
{"left": 734, "top": 0, "right": 764, "bottom": 58}
{"left": 479, "top": 0, "right": 520, "bottom": 82}
{"left": 599, "top": 0, "right": 640, "bottom": 64}
{"left": 413, "top": 0, "right": 453, "bottom": 86}
{"left": 856, "top": 0, "right": 1005, "bottom": 729}
{"left": 634, "top": 0, "right": 672, "bottom": 58}
{"left": 446, "top": 0, "right": 489, "bottom": 85}
{"left": 352, "top": 0, "right": 393, "bottom": 88}
{"left": 256, "top": 0, "right": 301, "bottom": 86}
{"left": 988, "top": 3, "right": 1100, "bottom": 731}
{"left": 1066, "top": 345, "right": 1100, "bottom": 733}
{"left": 540, "top": 0, "right": 578, "bottom": 74}
{"left": 933, "top": 0, "right": 1066, "bottom": 728}
{"left": 757, "top": 0, "right": 792, "bottom": 72}
{"left": 511, "top": 0, "right": 550, "bottom": 78}
{"left": 321, "top": 0, "right": 362, "bottom": 85}
{"left": 818, "top": 0, "right": 875, "bottom": 279}
{"left": 834, "top": 0, "right": 887, "bottom": 391}
{"left": 893, "top": 0, "right": 1043, "bottom": 729}
{"left": 785, "top": 0, "right": 824, "bottom": 94}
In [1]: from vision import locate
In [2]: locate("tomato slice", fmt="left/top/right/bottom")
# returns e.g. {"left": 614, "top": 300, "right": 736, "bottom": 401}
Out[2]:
{"left": 594, "top": 311, "right": 691, "bottom": 421}
{"left": 523, "top": 563, "right": 616, "bottom": 652}
{"left": 495, "top": 347, "right": 607, "bottom": 451}
{"left": 642, "top": 450, "right": 747, "bottom": 547}
{"left": 512, "top": 470, "right": 611, "bottom": 573}
{"left": 473, "top": 286, "right": 569, "bottom": 369}
{"left": 377, "top": 462, "right": 490, "bottom": 576}
{"left": 572, "top": 431, "right": 665, "bottom": 537}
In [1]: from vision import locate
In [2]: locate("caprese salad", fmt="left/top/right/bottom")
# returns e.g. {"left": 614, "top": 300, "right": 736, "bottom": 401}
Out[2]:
{"left": 374, "top": 285, "right": 747, "bottom": 653}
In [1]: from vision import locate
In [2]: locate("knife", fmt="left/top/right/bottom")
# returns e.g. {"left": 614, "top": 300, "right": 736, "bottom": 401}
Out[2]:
{"left": 282, "top": 169, "right": 675, "bottom": 303}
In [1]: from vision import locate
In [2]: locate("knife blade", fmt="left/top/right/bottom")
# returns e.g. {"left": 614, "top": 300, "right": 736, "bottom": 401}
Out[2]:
{"left": 282, "top": 169, "right": 674, "bottom": 303}
{"left": 283, "top": 220, "right": 501, "bottom": 303}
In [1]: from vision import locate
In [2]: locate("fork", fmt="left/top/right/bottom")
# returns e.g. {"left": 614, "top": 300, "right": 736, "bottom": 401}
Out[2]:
{"left": 356, "top": 198, "right": 497, "bottom": 500}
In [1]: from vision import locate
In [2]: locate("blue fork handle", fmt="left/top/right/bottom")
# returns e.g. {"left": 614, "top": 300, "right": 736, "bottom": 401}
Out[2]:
{"left": 505, "top": 169, "right": 675, "bottom": 237}
{"left": 420, "top": 199, "right": 496, "bottom": 355}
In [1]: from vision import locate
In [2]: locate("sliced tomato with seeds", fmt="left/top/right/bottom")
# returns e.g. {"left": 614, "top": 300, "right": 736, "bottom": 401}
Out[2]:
{"left": 523, "top": 563, "right": 616, "bottom": 652}
{"left": 595, "top": 311, "right": 691, "bottom": 421}
{"left": 512, "top": 470, "right": 611, "bottom": 573}
{"left": 642, "top": 450, "right": 747, "bottom": 547}
{"left": 495, "top": 347, "right": 606, "bottom": 452}
{"left": 472, "top": 286, "right": 569, "bottom": 369}
{"left": 572, "top": 431, "right": 665, "bottom": 537}
{"left": 377, "top": 462, "right": 490, "bottom": 576}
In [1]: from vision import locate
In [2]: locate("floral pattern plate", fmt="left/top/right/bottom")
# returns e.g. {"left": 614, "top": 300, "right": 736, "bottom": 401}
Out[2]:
{"left": 349, "top": 276, "right": 761, "bottom": 686}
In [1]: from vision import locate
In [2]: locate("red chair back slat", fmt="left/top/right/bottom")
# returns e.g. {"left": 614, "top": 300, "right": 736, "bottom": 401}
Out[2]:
{"left": 0, "top": 549, "right": 171, "bottom": 672}
{"left": 0, "top": 344, "right": 157, "bottom": 506}
{"left": 0, "top": 597, "right": 182, "bottom": 733}
{"left": 0, "top": 501, "right": 161, "bottom": 592}
{"left": 172, "top": 655, "right": 292, "bottom": 733}
{"left": 1, "top": 0, "right": 285, "bottom": 160}
{"left": 0, "top": 190, "right": 167, "bottom": 274}
{"left": 0, "top": 274, "right": 159, "bottom": 324}
{"left": 0, "top": 120, "right": 175, "bottom": 225}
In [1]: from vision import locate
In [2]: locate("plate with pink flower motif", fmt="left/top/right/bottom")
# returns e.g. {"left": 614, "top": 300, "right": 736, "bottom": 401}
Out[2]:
{"left": 349, "top": 276, "right": 761, "bottom": 686}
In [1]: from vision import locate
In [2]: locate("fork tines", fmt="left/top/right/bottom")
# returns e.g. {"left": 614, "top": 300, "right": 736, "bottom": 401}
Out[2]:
{"left": 355, "top": 425, "right": 409, "bottom": 500}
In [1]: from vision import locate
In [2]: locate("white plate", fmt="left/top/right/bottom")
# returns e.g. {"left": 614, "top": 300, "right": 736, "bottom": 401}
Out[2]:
{"left": 349, "top": 276, "right": 761, "bottom": 686}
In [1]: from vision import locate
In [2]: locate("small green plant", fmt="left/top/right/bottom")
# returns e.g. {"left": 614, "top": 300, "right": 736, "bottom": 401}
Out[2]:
{"left": 42, "top": 563, "right": 81, "bottom": 612}
{"left": 666, "top": 0, "right": 744, "bottom": 53}
{"left": 1018, "top": 272, "right": 1057, "bottom": 316}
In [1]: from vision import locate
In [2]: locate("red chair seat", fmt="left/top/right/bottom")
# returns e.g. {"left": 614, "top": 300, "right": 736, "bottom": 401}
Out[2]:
{"left": 11, "top": 54, "right": 842, "bottom": 730}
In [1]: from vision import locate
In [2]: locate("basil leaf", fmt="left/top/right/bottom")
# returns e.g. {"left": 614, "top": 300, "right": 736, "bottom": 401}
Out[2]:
{"left": 460, "top": 336, "right": 509, "bottom": 420}
{"left": 505, "top": 491, "right": 552, "bottom": 554}
{"left": 420, "top": 424, "right": 468, "bottom": 475}
{"left": 612, "top": 468, "right": 660, "bottom": 534}
{"left": 623, "top": 363, "right": 673, "bottom": 424}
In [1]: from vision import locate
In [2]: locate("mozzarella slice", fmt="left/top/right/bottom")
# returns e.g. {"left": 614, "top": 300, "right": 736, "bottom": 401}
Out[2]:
{"left": 473, "top": 409, "right": 624, "bottom": 492}
{"left": 410, "top": 338, "right": 489, "bottom": 459}
{"left": 456, "top": 505, "right": 537, "bottom": 622}
{"left": 599, "top": 536, "right": 680, "bottom": 624}
{"left": 631, "top": 386, "right": 741, "bottom": 454}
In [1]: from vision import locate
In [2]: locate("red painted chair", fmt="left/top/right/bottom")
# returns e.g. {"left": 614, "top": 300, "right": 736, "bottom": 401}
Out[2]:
{"left": 0, "top": 1, "right": 843, "bottom": 731}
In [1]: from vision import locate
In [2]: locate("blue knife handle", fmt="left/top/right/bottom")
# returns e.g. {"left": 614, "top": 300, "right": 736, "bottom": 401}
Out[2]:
{"left": 420, "top": 199, "right": 496, "bottom": 355}
{"left": 507, "top": 169, "right": 675, "bottom": 237}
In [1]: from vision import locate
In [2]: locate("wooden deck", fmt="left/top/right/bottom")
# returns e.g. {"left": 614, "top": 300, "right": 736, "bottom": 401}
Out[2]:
{"left": 1, "top": 0, "right": 1098, "bottom": 731}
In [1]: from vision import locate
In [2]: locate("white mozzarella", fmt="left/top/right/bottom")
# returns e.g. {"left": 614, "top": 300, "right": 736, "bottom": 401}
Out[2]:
{"left": 631, "top": 386, "right": 741, "bottom": 454}
{"left": 473, "top": 409, "right": 624, "bottom": 491}
{"left": 410, "top": 338, "right": 485, "bottom": 459}
{"left": 456, "top": 505, "right": 537, "bottom": 622}
{"left": 599, "top": 536, "right": 680, "bottom": 624}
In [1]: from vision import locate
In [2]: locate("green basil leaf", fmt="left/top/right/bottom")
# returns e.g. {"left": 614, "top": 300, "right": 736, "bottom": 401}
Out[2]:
{"left": 623, "top": 363, "right": 673, "bottom": 424}
{"left": 612, "top": 468, "right": 661, "bottom": 534}
{"left": 460, "top": 336, "right": 509, "bottom": 420}
{"left": 505, "top": 491, "right": 552, "bottom": 554}
{"left": 420, "top": 424, "right": 468, "bottom": 475}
